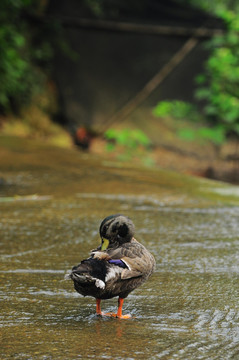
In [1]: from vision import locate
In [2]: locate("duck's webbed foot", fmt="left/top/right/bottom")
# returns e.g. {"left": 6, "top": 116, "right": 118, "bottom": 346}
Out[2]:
{"left": 96, "top": 298, "right": 132, "bottom": 319}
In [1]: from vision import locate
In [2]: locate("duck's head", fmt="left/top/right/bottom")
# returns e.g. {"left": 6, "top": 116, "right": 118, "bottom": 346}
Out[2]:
{"left": 99, "top": 214, "right": 135, "bottom": 250}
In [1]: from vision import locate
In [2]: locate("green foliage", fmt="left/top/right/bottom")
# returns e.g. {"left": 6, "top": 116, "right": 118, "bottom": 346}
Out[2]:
{"left": 153, "top": 100, "right": 199, "bottom": 121}
{"left": 153, "top": 5, "right": 239, "bottom": 144}
{"left": 104, "top": 128, "right": 153, "bottom": 165}
{"left": 0, "top": 0, "right": 52, "bottom": 113}
{"left": 178, "top": 126, "right": 226, "bottom": 145}
{"left": 82, "top": 0, "right": 105, "bottom": 17}
{"left": 182, "top": 0, "right": 239, "bottom": 15}
{"left": 153, "top": 100, "right": 226, "bottom": 145}
{"left": 194, "top": 9, "right": 239, "bottom": 137}
{"left": 105, "top": 128, "right": 150, "bottom": 148}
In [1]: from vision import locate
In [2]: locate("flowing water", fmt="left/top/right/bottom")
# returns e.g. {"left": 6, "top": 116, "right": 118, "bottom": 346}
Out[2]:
{"left": 1, "top": 137, "right": 239, "bottom": 359}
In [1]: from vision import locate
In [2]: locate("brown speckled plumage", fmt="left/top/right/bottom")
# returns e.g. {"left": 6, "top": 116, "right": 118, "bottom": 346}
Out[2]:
{"left": 66, "top": 214, "right": 156, "bottom": 318}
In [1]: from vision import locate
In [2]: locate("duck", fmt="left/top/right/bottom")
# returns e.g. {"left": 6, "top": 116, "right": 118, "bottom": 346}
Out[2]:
{"left": 65, "top": 214, "right": 156, "bottom": 319}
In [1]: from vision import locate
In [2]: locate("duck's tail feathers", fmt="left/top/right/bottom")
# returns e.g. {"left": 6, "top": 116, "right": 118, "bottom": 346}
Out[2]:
{"left": 66, "top": 270, "right": 106, "bottom": 289}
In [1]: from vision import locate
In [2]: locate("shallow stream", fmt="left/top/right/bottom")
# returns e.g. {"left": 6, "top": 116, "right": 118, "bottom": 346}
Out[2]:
{"left": 1, "top": 137, "right": 239, "bottom": 359}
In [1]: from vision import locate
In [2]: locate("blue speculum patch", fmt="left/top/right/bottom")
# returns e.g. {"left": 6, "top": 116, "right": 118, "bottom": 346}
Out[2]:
{"left": 108, "top": 259, "right": 128, "bottom": 268}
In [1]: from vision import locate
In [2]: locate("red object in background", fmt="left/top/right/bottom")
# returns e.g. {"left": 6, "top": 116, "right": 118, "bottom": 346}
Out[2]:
{"left": 74, "top": 127, "right": 91, "bottom": 150}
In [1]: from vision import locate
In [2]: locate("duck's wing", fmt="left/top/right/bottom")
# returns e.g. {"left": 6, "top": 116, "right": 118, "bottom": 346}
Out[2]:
{"left": 107, "top": 239, "right": 155, "bottom": 280}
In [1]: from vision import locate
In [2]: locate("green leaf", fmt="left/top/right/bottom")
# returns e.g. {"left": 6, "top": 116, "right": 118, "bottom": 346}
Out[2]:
{"left": 195, "top": 88, "right": 211, "bottom": 100}
{"left": 198, "top": 127, "right": 226, "bottom": 145}
{"left": 152, "top": 101, "right": 173, "bottom": 117}
{"left": 106, "top": 143, "right": 115, "bottom": 152}
{"left": 195, "top": 74, "right": 206, "bottom": 85}
{"left": 105, "top": 129, "right": 117, "bottom": 140}
{"left": 177, "top": 129, "right": 196, "bottom": 141}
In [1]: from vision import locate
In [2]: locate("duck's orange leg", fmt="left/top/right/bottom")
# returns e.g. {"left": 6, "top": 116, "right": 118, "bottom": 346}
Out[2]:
{"left": 96, "top": 298, "right": 116, "bottom": 317}
{"left": 96, "top": 297, "right": 131, "bottom": 319}
{"left": 116, "top": 297, "right": 131, "bottom": 319}
{"left": 96, "top": 298, "right": 102, "bottom": 315}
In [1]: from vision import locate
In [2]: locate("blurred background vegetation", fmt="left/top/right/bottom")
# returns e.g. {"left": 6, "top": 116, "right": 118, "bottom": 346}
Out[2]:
{"left": 0, "top": 0, "right": 239, "bottom": 181}
{"left": 154, "top": 0, "right": 239, "bottom": 144}
{"left": 0, "top": 0, "right": 51, "bottom": 112}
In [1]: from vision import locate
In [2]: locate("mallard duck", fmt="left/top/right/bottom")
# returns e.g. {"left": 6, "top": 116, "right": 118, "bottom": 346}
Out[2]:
{"left": 65, "top": 214, "right": 156, "bottom": 319}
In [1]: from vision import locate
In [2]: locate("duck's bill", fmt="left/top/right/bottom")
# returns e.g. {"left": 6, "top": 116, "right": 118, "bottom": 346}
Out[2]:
{"left": 101, "top": 238, "right": 109, "bottom": 250}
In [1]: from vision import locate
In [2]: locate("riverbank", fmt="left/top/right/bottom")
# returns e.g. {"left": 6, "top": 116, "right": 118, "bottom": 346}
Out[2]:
{"left": 0, "top": 134, "right": 238, "bottom": 207}
{"left": 1, "top": 108, "right": 238, "bottom": 185}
